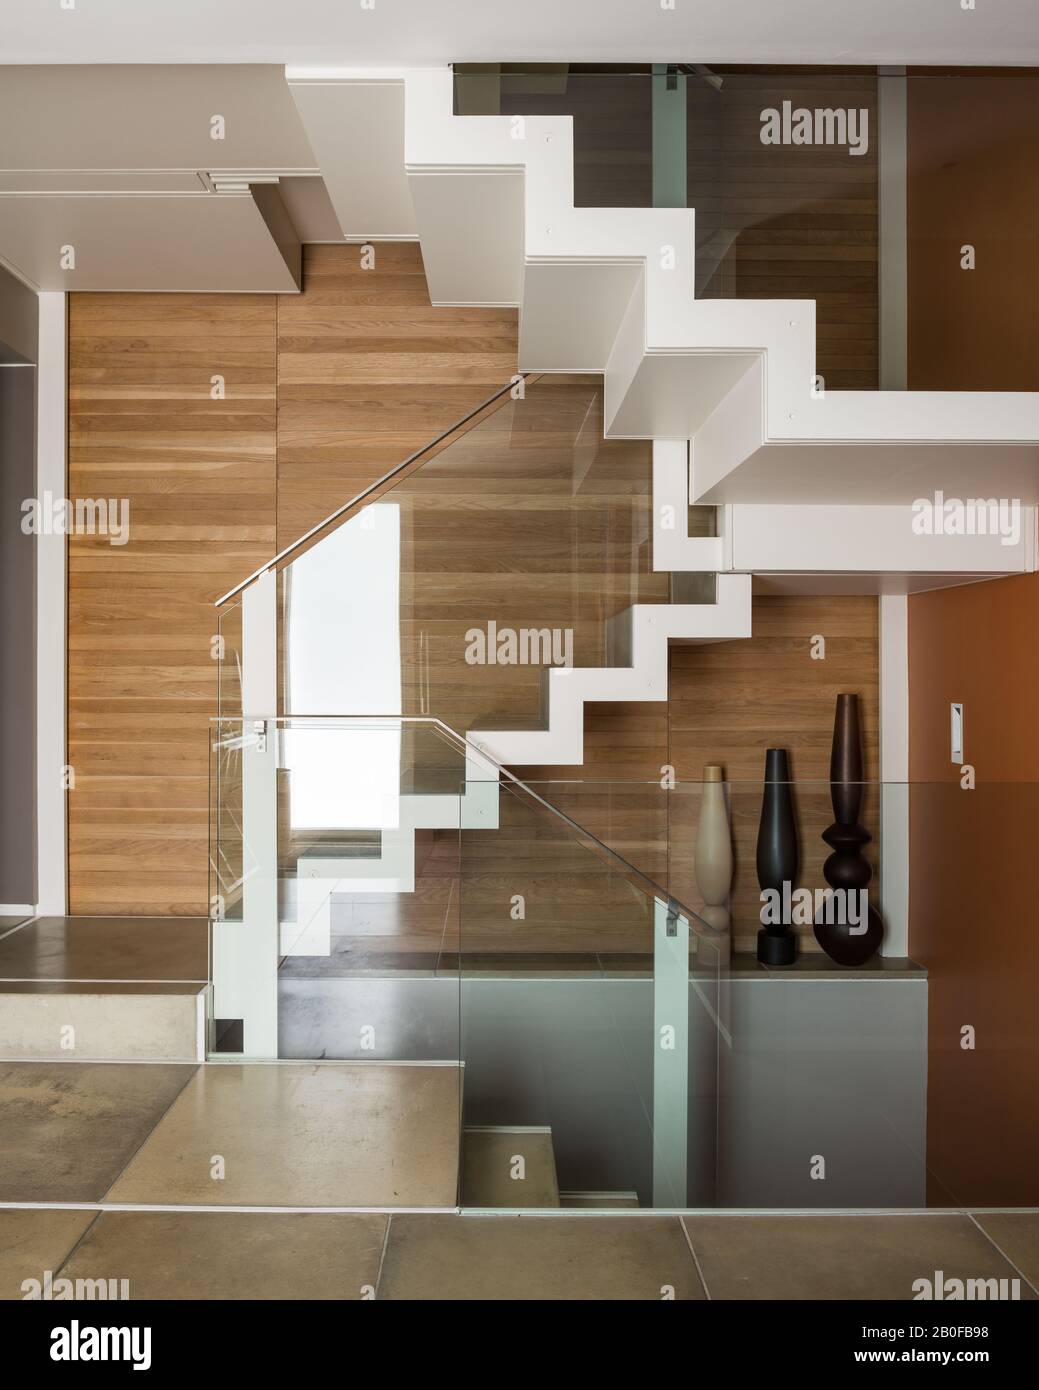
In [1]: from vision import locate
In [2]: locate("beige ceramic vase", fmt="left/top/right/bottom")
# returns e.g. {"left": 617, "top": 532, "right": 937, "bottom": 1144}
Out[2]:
{"left": 695, "top": 764, "right": 733, "bottom": 930}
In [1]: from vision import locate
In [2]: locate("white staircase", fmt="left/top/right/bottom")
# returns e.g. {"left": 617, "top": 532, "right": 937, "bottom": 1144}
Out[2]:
{"left": 275, "top": 63, "right": 1039, "bottom": 840}
{"left": 280, "top": 61, "right": 1039, "bottom": 775}
{"left": 289, "top": 65, "right": 1039, "bottom": 505}
{"left": 217, "top": 64, "right": 1039, "bottom": 1049}
{"left": 469, "top": 575, "right": 751, "bottom": 768}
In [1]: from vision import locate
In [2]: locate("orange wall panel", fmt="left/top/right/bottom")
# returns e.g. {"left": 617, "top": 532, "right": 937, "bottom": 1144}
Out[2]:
{"left": 909, "top": 573, "right": 1039, "bottom": 1205}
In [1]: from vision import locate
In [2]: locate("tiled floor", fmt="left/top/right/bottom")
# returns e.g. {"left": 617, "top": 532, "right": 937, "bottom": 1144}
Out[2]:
{"left": 0, "top": 1209, "right": 96, "bottom": 1299}
{"left": 971, "top": 1212, "right": 1039, "bottom": 1287}
{"left": 0, "top": 1057, "right": 458, "bottom": 1210}
{"left": 377, "top": 1214, "right": 706, "bottom": 1299}
{"left": 0, "top": 1061, "right": 196, "bottom": 1202}
{"left": 684, "top": 1213, "right": 1036, "bottom": 1301}
{"left": 56, "top": 1212, "right": 389, "bottom": 1301}
{"left": 2, "top": 1209, "right": 1036, "bottom": 1301}
{"left": 0, "top": 1036, "right": 1034, "bottom": 1300}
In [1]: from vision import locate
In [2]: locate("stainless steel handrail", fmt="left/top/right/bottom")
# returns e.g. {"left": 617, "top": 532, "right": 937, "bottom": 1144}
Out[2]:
{"left": 214, "top": 376, "right": 523, "bottom": 607}
{"left": 210, "top": 711, "right": 712, "bottom": 933}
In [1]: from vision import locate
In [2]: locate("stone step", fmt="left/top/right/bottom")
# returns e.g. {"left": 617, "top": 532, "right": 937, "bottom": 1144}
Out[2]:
{"left": 559, "top": 1191, "right": 641, "bottom": 1210}
{"left": 0, "top": 983, "right": 205, "bottom": 1062}
{"left": 461, "top": 1126, "right": 560, "bottom": 1208}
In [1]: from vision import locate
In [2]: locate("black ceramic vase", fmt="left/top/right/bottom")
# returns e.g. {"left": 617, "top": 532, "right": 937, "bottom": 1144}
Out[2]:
{"left": 813, "top": 693, "right": 885, "bottom": 965}
{"left": 755, "top": 748, "right": 799, "bottom": 966}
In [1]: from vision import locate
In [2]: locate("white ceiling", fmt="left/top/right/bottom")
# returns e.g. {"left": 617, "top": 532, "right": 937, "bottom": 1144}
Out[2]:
{"left": 3, "top": 0, "right": 1038, "bottom": 66}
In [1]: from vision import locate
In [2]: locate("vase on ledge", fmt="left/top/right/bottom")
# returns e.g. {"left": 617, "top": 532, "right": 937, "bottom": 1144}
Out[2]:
{"left": 813, "top": 692, "right": 885, "bottom": 966}
{"left": 755, "top": 747, "right": 799, "bottom": 966}
{"left": 695, "top": 764, "right": 733, "bottom": 931}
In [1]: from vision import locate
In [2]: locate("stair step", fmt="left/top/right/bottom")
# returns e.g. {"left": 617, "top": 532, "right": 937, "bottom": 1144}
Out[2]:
{"left": 0, "top": 983, "right": 205, "bottom": 1062}
{"left": 559, "top": 1191, "right": 641, "bottom": 1210}
{"left": 461, "top": 1126, "right": 560, "bottom": 1208}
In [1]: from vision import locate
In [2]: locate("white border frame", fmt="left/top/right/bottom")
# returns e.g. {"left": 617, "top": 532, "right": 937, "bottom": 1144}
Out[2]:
{"left": 879, "top": 594, "right": 909, "bottom": 957}
{"left": 35, "top": 291, "right": 66, "bottom": 916}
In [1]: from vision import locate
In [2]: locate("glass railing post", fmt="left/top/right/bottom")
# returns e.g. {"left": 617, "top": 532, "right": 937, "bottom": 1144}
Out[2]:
{"left": 651, "top": 64, "right": 687, "bottom": 209}
{"left": 652, "top": 896, "right": 689, "bottom": 1207}
{"left": 878, "top": 67, "right": 908, "bottom": 390}
{"left": 211, "top": 569, "right": 280, "bottom": 1058}
{"left": 880, "top": 782, "right": 910, "bottom": 956}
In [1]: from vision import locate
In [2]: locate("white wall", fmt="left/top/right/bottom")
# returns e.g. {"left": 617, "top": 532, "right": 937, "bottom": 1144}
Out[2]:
{"left": 35, "top": 292, "right": 66, "bottom": 916}
{"left": 0, "top": 268, "right": 37, "bottom": 910}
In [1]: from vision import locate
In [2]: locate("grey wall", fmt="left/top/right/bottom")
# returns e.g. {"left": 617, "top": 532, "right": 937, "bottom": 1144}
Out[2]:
{"left": 458, "top": 978, "right": 720, "bottom": 1208}
{"left": 0, "top": 264, "right": 38, "bottom": 904}
{"left": 279, "top": 970, "right": 927, "bottom": 1209}
{"left": 0, "top": 265, "right": 38, "bottom": 364}
{"left": 718, "top": 976, "right": 927, "bottom": 1208}
{"left": 280, "top": 972, "right": 717, "bottom": 1207}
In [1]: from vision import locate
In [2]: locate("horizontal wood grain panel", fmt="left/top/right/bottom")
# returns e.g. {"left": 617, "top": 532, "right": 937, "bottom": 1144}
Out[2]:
{"left": 67, "top": 292, "right": 277, "bottom": 915}
{"left": 67, "top": 247, "right": 520, "bottom": 915}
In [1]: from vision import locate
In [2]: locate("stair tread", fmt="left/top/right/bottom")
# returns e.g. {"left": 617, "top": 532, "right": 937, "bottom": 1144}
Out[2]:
{"left": 462, "top": 1127, "right": 561, "bottom": 1208}
{"left": 0, "top": 981, "right": 205, "bottom": 995}
{"left": 559, "top": 1192, "right": 641, "bottom": 1210}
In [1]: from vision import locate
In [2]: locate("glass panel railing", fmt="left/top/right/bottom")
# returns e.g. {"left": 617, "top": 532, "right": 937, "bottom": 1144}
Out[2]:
{"left": 209, "top": 716, "right": 473, "bottom": 1063}
{"left": 515, "top": 777, "right": 893, "bottom": 963}
{"left": 208, "top": 715, "right": 724, "bottom": 1211}
{"left": 210, "top": 717, "right": 1034, "bottom": 1212}
{"left": 216, "top": 597, "right": 242, "bottom": 722}
{"left": 277, "top": 375, "right": 670, "bottom": 740}
{"left": 459, "top": 775, "right": 929, "bottom": 1212}
{"left": 454, "top": 64, "right": 1039, "bottom": 392}
{"left": 458, "top": 771, "right": 724, "bottom": 1211}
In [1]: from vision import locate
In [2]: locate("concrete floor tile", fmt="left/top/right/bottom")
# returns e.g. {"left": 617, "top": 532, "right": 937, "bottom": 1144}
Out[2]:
{"left": 971, "top": 1213, "right": 1039, "bottom": 1292}
{"left": 684, "top": 1213, "right": 1036, "bottom": 1300}
{"left": 378, "top": 1214, "right": 704, "bottom": 1299}
{"left": 0, "top": 1210, "right": 96, "bottom": 1300}
{"left": 59, "top": 1211, "right": 388, "bottom": 1299}
{"left": 106, "top": 1063, "right": 461, "bottom": 1208}
{"left": 0, "top": 1062, "right": 196, "bottom": 1202}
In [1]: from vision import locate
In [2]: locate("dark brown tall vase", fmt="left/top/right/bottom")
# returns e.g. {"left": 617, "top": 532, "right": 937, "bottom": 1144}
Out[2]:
{"left": 814, "top": 693, "right": 885, "bottom": 966}
{"left": 755, "top": 748, "right": 799, "bottom": 966}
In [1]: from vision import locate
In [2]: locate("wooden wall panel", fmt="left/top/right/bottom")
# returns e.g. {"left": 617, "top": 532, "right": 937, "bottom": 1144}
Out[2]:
{"left": 67, "top": 293, "right": 278, "bottom": 915}
{"left": 667, "top": 594, "right": 879, "bottom": 954}
{"left": 67, "top": 247, "right": 519, "bottom": 916}
{"left": 276, "top": 242, "right": 518, "bottom": 548}
{"left": 501, "top": 71, "right": 652, "bottom": 208}
{"left": 523, "top": 594, "right": 880, "bottom": 955}
{"left": 394, "top": 376, "right": 664, "bottom": 735}
{"left": 688, "top": 69, "right": 878, "bottom": 390}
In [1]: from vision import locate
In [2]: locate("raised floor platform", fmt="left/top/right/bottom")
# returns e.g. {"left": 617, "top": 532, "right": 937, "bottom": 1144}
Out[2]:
{"left": 0, "top": 916, "right": 207, "bottom": 1063}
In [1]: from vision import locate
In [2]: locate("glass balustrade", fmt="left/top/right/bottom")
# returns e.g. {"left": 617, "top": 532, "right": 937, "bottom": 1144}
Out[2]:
{"left": 250, "top": 374, "right": 689, "bottom": 742}
{"left": 455, "top": 64, "right": 1039, "bottom": 391}
{"left": 209, "top": 728, "right": 953, "bottom": 1210}
{"left": 208, "top": 715, "right": 724, "bottom": 1209}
